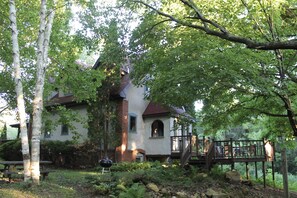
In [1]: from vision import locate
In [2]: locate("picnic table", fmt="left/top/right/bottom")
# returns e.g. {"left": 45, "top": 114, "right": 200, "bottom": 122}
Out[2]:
{"left": 0, "top": 160, "right": 53, "bottom": 182}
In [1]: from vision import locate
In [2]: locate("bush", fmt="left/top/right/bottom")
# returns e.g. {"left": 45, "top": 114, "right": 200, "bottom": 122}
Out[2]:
{"left": 0, "top": 139, "right": 22, "bottom": 160}
{"left": 41, "top": 140, "right": 100, "bottom": 168}
{"left": 119, "top": 183, "right": 147, "bottom": 198}
{"left": 108, "top": 162, "right": 152, "bottom": 172}
{"left": 0, "top": 140, "right": 101, "bottom": 168}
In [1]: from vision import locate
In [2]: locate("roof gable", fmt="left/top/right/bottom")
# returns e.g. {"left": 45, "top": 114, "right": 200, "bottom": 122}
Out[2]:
{"left": 142, "top": 102, "right": 170, "bottom": 118}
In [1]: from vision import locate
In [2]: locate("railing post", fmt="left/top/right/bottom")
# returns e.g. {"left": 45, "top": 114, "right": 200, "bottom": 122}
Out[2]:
{"left": 170, "top": 137, "right": 172, "bottom": 153}
{"left": 230, "top": 138, "right": 233, "bottom": 159}
{"left": 189, "top": 133, "right": 192, "bottom": 153}
{"left": 262, "top": 138, "right": 266, "bottom": 159}
{"left": 195, "top": 135, "right": 199, "bottom": 156}
{"left": 202, "top": 136, "right": 205, "bottom": 153}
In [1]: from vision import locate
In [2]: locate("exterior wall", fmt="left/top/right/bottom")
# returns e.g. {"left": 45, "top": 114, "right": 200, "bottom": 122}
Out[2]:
{"left": 143, "top": 117, "right": 172, "bottom": 156}
{"left": 44, "top": 80, "right": 193, "bottom": 162}
{"left": 125, "top": 85, "right": 150, "bottom": 153}
{"left": 115, "top": 99, "right": 129, "bottom": 162}
{"left": 42, "top": 105, "right": 88, "bottom": 142}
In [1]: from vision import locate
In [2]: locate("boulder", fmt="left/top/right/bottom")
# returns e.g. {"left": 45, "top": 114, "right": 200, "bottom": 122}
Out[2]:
{"left": 146, "top": 183, "right": 159, "bottom": 193}
{"left": 225, "top": 170, "right": 242, "bottom": 183}
{"left": 206, "top": 188, "right": 228, "bottom": 198}
{"left": 176, "top": 191, "right": 187, "bottom": 198}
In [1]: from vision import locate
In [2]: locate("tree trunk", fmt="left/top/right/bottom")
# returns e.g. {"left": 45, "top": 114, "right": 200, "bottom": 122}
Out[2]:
{"left": 31, "top": 0, "right": 55, "bottom": 184}
{"left": 9, "top": 0, "right": 31, "bottom": 182}
{"left": 281, "top": 147, "right": 289, "bottom": 198}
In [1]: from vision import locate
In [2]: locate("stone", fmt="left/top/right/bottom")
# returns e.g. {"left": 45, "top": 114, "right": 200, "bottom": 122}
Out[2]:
{"left": 205, "top": 188, "right": 228, "bottom": 198}
{"left": 176, "top": 191, "right": 188, "bottom": 198}
{"left": 225, "top": 170, "right": 242, "bottom": 183}
{"left": 197, "top": 173, "right": 208, "bottom": 178}
{"left": 160, "top": 188, "right": 170, "bottom": 195}
{"left": 146, "top": 183, "right": 159, "bottom": 193}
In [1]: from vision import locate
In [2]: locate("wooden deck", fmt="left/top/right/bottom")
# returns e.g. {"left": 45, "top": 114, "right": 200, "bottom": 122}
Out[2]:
{"left": 171, "top": 136, "right": 273, "bottom": 170}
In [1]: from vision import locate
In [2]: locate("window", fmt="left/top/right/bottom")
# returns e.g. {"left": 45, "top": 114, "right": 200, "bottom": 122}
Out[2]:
{"left": 44, "top": 131, "right": 51, "bottom": 138}
{"left": 151, "top": 120, "right": 164, "bottom": 137}
{"left": 144, "top": 86, "right": 150, "bottom": 97}
{"left": 129, "top": 114, "right": 137, "bottom": 133}
{"left": 61, "top": 124, "right": 69, "bottom": 135}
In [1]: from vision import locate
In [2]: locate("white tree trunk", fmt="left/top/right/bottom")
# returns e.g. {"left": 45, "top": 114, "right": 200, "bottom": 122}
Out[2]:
{"left": 31, "top": 0, "right": 55, "bottom": 184}
{"left": 9, "top": 0, "right": 31, "bottom": 182}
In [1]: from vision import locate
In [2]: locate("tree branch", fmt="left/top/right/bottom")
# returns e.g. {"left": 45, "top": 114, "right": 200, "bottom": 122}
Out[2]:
{"left": 131, "top": 0, "right": 297, "bottom": 50}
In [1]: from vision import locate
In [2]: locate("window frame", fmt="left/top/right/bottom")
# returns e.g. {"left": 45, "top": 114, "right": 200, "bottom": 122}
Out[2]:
{"left": 44, "top": 131, "right": 51, "bottom": 138}
{"left": 128, "top": 113, "right": 137, "bottom": 133}
{"left": 151, "top": 120, "right": 164, "bottom": 138}
{"left": 61, "top": 124, "right": 69, "bottom": 136}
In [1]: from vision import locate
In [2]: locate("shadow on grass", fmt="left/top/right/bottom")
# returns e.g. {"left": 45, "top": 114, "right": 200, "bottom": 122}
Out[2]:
{"left": 0, "top": 169, "right": 98, "bottom": 198}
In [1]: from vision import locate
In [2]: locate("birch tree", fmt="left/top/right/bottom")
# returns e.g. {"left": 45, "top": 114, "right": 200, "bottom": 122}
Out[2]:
{"left": 9, "top": 0, "right": 31, "bottom": 182}
{"left": 31, "top": 0, "right": 55, "bottom": 184}
{"left": 9, "top": 0, "right": 55, "bottom": 184}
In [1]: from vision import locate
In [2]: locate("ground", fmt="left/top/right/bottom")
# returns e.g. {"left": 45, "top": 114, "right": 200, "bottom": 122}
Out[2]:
{"left": 0, "top": 167, "right": 296, "bottom": 198}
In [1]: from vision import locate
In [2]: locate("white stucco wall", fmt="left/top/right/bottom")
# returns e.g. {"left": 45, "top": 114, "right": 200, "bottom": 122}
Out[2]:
{"left": 42, "top": 105, "right": 88, "bottom": 142}
{"left": 124, "top": 84, "right": 150, "bottom": 152}
{"left": 143, "top": 117, "right": 172, "bottom": 155}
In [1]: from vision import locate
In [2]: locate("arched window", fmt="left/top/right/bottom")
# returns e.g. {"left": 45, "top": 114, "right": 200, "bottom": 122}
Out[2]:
{"left": 151, "top": 120, "right": 164, "bottom": 137}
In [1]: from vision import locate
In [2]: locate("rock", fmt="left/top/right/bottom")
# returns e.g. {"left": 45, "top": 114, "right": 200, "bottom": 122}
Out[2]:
{"left": 225, "top": 170, "right": 242, "bottom": 183}
{"left": 160, "top": 188, "right": 170, "bottom": 195}
{"left": 176, "top": 191, "right": 187, "bottom": 198}
{"left": 197, "top": 173, "right": 208, "bottom": 178}
{"left": 146, "top": 183, "right": 159, "bottom": 193}
{"left": 191, "top": 193, "right": 201, "bottom": 198}
{"left": 242, "top": 179, "right": 253, "bottom": 186}
{"left": 205, "top": 188, "right": 228, "bottom": 198}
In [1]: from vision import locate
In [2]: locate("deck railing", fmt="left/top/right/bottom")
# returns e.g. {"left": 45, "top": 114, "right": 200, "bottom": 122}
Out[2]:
{"left": 171, "top": 136, "right": 267, "bottom": 164}
{"left": 213, "top": 139, "right": 265, "bottom": 160}
{"left": 171, "top": 135, "right": 192, "bottom": 153}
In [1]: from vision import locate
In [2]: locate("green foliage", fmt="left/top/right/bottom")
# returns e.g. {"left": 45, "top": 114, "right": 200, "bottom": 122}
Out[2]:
{"left": 120, "top": 0, "right": 297, "bottom": 139}
{"left": 41, "top": 140, "right": 100, "bottom": 168}
{"left": 107, "top": 162, "right": 153, "bottom": 172}
{"left": 84, "top": 16, "right": 126, "bottom": 153}
{"left": 0, "top": 139, "right": 102, "bottom": 168}
{"left": 119, "top": 183, "right": 147, "bottom": 198}
{"left": 0, "top": 123, "right": 7, "bottom": 140}
{"left": 0, "top": 139, "right": 22, "bottom": 160}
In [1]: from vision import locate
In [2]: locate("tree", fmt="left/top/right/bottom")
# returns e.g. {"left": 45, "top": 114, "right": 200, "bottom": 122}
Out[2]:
{"left": 0, "top": 123, "right": 7, "bottom": 140}
{"left": 88, "top": 19, "right": 125, "bottom": 158}
{"left": 9, "top": 0, "right": 55, "bottom": 184}
{"left": 120, "top": 0, "right": 297, "bottom": 137}
{"left": 121, "top": 0, "right": 297, "bottom": 50}
{"left": 119, "top": 1, "right": 296, "bottom": 196}
{"left": 4, "top": 0, "right": 98, "bottom": 184}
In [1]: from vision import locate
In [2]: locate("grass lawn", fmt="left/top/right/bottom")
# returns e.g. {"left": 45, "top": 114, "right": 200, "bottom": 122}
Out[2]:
{"left": 0, "top": 162, "right": 296, "bottom": 198}
{"left": 0, "top": 169, "right": 98, "bottom": 198}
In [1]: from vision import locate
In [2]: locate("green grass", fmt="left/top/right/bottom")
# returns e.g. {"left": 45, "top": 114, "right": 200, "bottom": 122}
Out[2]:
{"left": 0, "top": 162, "right": 296, "bottom": 197}
{"left": 0, "top": 169, "right": 98, "bottom": 198}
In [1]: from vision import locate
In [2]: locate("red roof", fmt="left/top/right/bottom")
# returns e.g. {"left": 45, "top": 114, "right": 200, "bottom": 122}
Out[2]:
{"left": 142, "top": 102, "right": 170, "bottom": 118}
{"left": 46, "top": 94, "right": 78, "bottom": 107}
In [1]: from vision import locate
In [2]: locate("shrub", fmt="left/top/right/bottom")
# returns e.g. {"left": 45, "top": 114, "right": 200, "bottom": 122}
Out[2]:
{"left": 0, "top": 139, "right": 22, "bottom": 160}
{"left": 0, "top": 140, "right": 101, "bottom": 168}
{"left": 119, "top": 183, "right": 147, "bottom": 198}
{"left": 105, "top": 162, "right": 152, "bottom": 172}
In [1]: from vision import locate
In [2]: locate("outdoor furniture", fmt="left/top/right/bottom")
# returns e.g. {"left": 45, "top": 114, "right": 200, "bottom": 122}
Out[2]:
{"left": 0, "top": 160, "right": 53, "bottom": 182}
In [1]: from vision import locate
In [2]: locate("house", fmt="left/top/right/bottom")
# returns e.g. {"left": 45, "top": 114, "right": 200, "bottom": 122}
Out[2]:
{"left": 43, "top": 59, "right": 194, "bottom": 163}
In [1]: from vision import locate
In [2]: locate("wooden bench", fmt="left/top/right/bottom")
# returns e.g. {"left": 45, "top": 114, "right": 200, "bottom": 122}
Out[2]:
{"left": 1, "top": 170, "right": 54, "bottom": 182}
{"left": 40, "top": 170, "right": 55, "bottom": 180}
{"left": 3, "top": 171, "right": 22, "bottom": 182}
